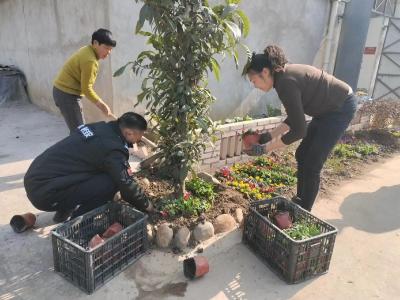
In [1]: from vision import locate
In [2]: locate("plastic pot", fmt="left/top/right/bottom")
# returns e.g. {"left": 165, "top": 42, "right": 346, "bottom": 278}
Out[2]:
{"left": 274, "top": 211, "right": 293, "bottom": 230}
{"left": 102, "top": 222, "right": 123, "bottom": 238}
{"left": 183, "top": 256, "right": 209, "bottom": 279}
{"left": 88, "top": 234, "right": 105, "bottom": 249}
{"left": 242, "top": 133, "right": 260, "bottom": 149}
{"left": 10, "top": 213, "right": 36, "bottom": 233}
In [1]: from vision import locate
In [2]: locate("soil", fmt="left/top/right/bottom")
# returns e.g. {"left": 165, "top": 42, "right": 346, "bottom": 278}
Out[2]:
{"left": 134, "top": 129, "right": 400, "bottom": 231}
{"left": 319, "top": 129, "right": 399, "bottom": 196}
{"left": 354, "top": 129, "right": 399, "bottom": 149}
{"left": 136, "top": 172, "right": 249, "bottom": 230}
{"left": 320, "top": 154, "right": 383, "bottom": 196}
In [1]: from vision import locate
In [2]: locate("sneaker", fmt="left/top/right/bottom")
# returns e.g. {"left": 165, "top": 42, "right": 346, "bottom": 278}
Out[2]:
{"left": 53, "top": 209, "right": 74, "bottom": 223}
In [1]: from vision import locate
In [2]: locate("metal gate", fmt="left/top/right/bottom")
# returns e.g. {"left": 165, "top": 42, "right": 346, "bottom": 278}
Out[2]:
{"left": 372, "top": 0, "right": 400, "bottom": 99}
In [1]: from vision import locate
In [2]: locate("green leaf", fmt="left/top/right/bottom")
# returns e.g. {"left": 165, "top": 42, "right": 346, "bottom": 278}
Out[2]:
{"left": 241, "top": 43, "right": 252, "bottom": 75}
{"left": 137, "top": 30, "right": 152, "bottom": 37}
{"left": 236, "top": 9, "right": 250, "bottom": 37}
{"left": 225, "top": 21, "right": 241, "bottom": 41}
{"left": 113, "top": 62, "right": 133, "bottom": 77}
{"left": 212, "top": 4, "right": 225, "bottom": 16}
{"left": 210, "top": 58, "right": 220, "bottom": 81}
{"left": 141, "top": 78, "right": 148, "bottom": 90}
{"left": 241, "top": 43, "right": 252, "bottom": 60}
{"left": 222, "top": 4, "right": 238, "bottom": 18}
{"left": 135, "top": 4, "right": 152, "bottom": 34}
{"left": 226, "top": 0, "right": 241, "bottom": 4}
{"left": 137, "top": 50, "right": 155, "bottom": 61}
{"left": 233, "top": 49, "right": 239, "bottom": 69}
{"left": 137, "top": 90, "right": 147, "bottom": 103}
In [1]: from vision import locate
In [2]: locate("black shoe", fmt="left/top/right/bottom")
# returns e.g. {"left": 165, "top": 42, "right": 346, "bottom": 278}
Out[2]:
{"left": 291, "top": 196, "right": 302, "bottom": 206}
{"left": 53, "top": 209, "right": 74, "bottom": 223}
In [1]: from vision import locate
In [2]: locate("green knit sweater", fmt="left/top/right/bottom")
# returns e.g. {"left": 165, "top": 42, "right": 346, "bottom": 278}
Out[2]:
{"left": 54, "top": 45, "right": 101, "bottom": 103}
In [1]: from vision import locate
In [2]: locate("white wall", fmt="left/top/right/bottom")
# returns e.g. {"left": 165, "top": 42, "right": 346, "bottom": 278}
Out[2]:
{"left": 109, "top": 0, "right": 148, "bottom": 117}
{"left": 208, "top": 0, "right": 331, "bottom": 119}
{"left": 0, "top": 0, "right": 113, "bottom": 122}
{"left": 0, "top": 0, "right": 331, "bottom": 121}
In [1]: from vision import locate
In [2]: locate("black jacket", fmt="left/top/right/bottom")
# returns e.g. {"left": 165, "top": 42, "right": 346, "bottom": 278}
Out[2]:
{"left": 24, "top": 121, "right": 149, "bottom": 211}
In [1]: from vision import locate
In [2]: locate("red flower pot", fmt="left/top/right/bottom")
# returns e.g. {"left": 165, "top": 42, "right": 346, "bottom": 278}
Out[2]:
{"left": 183, "top": 256, "right": 210, "bottom": 279}
{"left": 88, "top": 234, "right": 105, "bottom": 249}
{"left": 274, "top": 211, "right": 293, "bottom": 230}
{"left": 102, "top": 222, "right": 123, "bottom": 239}
{"left": 10, "top": 212, "right": 36, "bottom": 233}
{"left": 242, "top": 133, "right": 260, "bottom": 149}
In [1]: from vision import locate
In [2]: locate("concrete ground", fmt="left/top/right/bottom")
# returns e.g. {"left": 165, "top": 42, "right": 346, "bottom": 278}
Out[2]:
{"left": 0, "top": 102, "right": 399, "bottom": 300}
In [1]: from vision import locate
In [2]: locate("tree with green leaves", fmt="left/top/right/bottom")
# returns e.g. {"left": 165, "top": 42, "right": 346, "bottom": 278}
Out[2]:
{"left": 115, "top": 0, "right": 250, "bottom": 197}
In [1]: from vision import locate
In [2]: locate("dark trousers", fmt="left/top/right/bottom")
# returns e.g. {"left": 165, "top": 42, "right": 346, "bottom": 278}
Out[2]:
{"left": 54, "top": 174, "right": 118, "bottom": 218}
{"left": 295, "top": 94, "right": 357, "bottom": 211}
{"left": 53, "top": 86, "right": 85, "bottom": 133}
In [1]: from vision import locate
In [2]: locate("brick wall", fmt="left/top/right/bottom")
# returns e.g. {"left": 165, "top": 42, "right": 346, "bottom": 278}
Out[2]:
{"left": 197, "top": 108, "right": 372, "bottom": 174}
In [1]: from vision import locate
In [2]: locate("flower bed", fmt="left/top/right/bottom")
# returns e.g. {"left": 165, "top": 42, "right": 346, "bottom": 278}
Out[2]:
{"left": 158, "top": 178, "right": 216, "bottom": 218}
{"left": 133, "top": 128, "right": 399, "bottom": 251}
{"left": 215, "top": 156, "right": 297, "bottom": 200}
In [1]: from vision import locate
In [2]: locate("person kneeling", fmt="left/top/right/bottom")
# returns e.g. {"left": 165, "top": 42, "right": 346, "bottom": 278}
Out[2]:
{"left": 24, "top": 112, "right": 154, "bottom": 222}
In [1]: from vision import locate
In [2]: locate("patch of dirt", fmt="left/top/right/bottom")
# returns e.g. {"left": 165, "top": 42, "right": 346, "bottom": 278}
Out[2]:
{"left": 320, "top": 155, "right": 380, "bottom": 196}
{"left": 354, "top": 129, "right": 399, "bottom": 150}
{"left": 135, "top": 171, "right": 248, "bottom": 230}
{"left": 206, "top": 188, "right": 250, "bottom": 217}
{"left": 319, "top": 129, "right": 399, "bottom": 196}
{"left": 136, "top": 172, "right": 175, "bottom": 200}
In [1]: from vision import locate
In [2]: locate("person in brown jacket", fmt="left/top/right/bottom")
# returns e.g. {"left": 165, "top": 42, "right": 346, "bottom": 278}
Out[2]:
{"left": 243, "top": 45, "right": 357, "bottom": 211}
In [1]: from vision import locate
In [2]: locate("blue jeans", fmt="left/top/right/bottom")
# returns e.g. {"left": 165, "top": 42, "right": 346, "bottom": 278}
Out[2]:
{"left": 295, "top": 94, "right": 357, "bottom": 211}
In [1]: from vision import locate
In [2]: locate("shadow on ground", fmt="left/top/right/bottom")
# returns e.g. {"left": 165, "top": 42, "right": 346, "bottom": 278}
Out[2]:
{"left": 0, "top": 213, "right": 315, "bottom": 300}
{"left": 328, "top": 184, "right": 400, "bottom": 234}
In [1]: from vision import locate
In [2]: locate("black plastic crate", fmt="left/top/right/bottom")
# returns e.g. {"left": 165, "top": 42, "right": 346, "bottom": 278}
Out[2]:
{"left": 51, "top": 202, "right": 148, "bottom": 294}
{"left": 243, "top": 197, "right": 337, "bottom": 284}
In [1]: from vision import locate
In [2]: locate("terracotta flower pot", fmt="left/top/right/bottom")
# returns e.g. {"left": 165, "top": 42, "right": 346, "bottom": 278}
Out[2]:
{"left": 183, "top": 256, "right": 209, "bottom": 279}
{"left": 242, "top": 133, "right": 260, "bottom": 150}
{"left": 10, "top": 212, "right": 36, "bottom": 233}
{"left": 89, "top": 234, "right": 105, "bottom": 249}
{"left": 274, "top": 211, "right": 293, "bottom": 230}
{"left": 102, "top": 222, "right": 123, "bottom": 238}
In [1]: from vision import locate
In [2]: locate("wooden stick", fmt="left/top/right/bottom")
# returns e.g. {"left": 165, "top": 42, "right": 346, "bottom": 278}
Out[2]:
{"left": 140, "top": 151, "right": 163, "bottom": 169}
{"left": 141, "top": 136, "right": 157, "bottom": 149}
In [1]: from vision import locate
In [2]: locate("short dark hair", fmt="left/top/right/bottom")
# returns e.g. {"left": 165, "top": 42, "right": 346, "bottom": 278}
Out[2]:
{"left": 118, "top": 112, "right": 147, "bottom": 131}
{"left": 92, "top": 28, "right": 116, "bottom": 47}
{"left": 243, "top": 45, "right": 288, "bottom": 76}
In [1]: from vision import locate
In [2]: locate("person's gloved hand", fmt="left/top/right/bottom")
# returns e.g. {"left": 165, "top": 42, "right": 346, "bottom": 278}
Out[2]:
{"left": 259, "top": 132, "right": 272, "bottom": 144}
{"left": 243, "top": 144, "right": 266, "bottom": 156}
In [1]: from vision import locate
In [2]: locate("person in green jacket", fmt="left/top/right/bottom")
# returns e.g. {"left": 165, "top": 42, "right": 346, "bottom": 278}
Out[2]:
{"left": 53, "top": 28, "right": 116, "bottom": 133}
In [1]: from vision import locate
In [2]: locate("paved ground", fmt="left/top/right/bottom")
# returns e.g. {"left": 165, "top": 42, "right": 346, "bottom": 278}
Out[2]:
{"left": 0, "top": 102, "right": 399, "bottom": 300}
